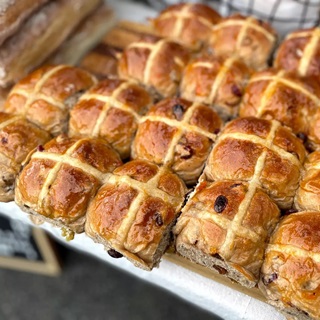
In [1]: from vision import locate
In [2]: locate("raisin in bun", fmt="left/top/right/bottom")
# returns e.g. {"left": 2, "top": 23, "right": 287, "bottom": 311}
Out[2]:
{"left": 209, "top": 14, "right": 277, "bottom": 70}
{"left": 0, "top": 112, "right": 50, "bottom": 202}
{"left": 85, "top": 159, "right": 187, "bottom": 270}
{"left": 174, "top": 180, "right": 280, "bottom": 288}
{"left": 151, "top": 3, "right": 221, "bottom": 50}
{"left": 15, "top": 135, "right": 122, "bottom": 236}
{"left": 295, "top": 151, "right": 320, "bottom": 212}
{"left": 239, "top": 68, "right": 320, "bottom": 150}
{"left": 4, "top": 65, "right": 96, "bottom": 136}
{"left": 274, "top": 27, "right": 320, "bottom": 81}
{"left": 132, "top": 97, "right": 222, "bottom": 185}
{"left": 260, "top": 211, "right": 320, "bottom": 320}
{"left": 118, "top": 36, "right": 190, "bottom": 98}
{"left": 204, "top": 117, "right": 306, "bottom": 209}
{"left": 69, "top": 78, "right": 152, "bottom": 159}
{"left": 180, "top": 55, "right": 251, "bottom": 120}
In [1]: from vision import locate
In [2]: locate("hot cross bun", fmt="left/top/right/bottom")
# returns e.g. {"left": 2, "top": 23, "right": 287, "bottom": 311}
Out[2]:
{"left": 295, "top": 151, "right": 320, "bottom": 212}
{"left": 4, "top": 65, "right": 96, "bottom": 136}
{"left": 209, "top": 14, "right": 277, "bottom": 70}
{"left": 174, "top": 180, "right": 280, "bottom": 287}
{"left": 274, "top": 27, "right": 320, "bottom": 81}
{"left": 85, "top": 159, "right": 187, "bottom": 270}
{"left": 69, "top": 78, "right": 152, "bottom": 159}
{"left": 180, "top": 55, "right": 251, "bottom": 120}
{"left": 118, "top": 37, "right": 190, "bottom": 98}
{"left": 151, "top": 3, "right": 221, "bottom": 50}
{"left": 260, "top": 211, "right": 320, "bottom": 320}
{"left": 0, "top": 112, "right": 50, "bottom": 202}
{"left": 204, "top": 117, "right": 306, "bottom": 209}
{"left": 239, "top": 69, "right": 320, "bottom": 150}
{"left": 15, "top": 135, "right": 122, "bottom": 236}
{"left": 132, "top": 97, "right": 222, "bottom": 185}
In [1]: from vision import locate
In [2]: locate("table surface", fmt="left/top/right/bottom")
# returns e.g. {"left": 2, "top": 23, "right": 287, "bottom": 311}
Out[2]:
{"left": 0, "top": 1, "right": 285, "bottom": 319}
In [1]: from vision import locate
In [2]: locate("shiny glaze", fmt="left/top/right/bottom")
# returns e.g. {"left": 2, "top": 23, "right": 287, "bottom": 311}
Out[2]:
{"left": 152, "top": 3, "right": 221, "bottom": 49}
{"left": 180, "top": 55, "right": 251, "bottom": 118}
{"left": 175, "top": 180, "right": 280, "bottom": 279}
{"left": 275, "top": 28, "right": 320, "bottom": 80}
{"left": 15, "top": 136, "right": 122, "bottom": 228}
{"left": 5, "top": 65, "right": 96, "bottom": 135}
{"left": 260, "top": 212, "right": 320, "bottom": 319}
{"left": 118, "top": 38, "right": 190, "bottom": 97}
{"left": 209, "top": 14, "right": 277, "bottom": 70}
{"left": 132, "top": 97, "right": 222, "bottom": 184}
{"left": 69, "top": 79, "right": 152, "bottom": 159}
{"left": 240, "top": 69, "right": 320, "bottom": 148}
{"left": 205, "top": 117, "right": 306, "bottom": 209}
{"left": 85, "top": 159, "right": 186, "bottom": 269}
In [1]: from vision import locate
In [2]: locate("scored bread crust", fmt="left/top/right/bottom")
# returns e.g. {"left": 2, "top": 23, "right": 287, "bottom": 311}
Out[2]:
{"left": 180, "top": 55, "right": 251, "bottom": 120}
{"left": 239, "top": 68, "right": 320, "bottom": 150}
{"left": 174, "top": 180, "right": 280, "bottom": 287}
{"left": 132, "top": 97, "right": 222, "bottom": 185}
{"left": 69, "top": 78, "right": 152, "bottom": 159}
{"left": 15, "top": 135, "right": 122, "bottom": 234}
{"left": 259, "top": 211, "right": 320, "bottom": 320}
{"left": 0, "top": 0, "right": 49, "bottom": 46}
{"left": 204, "top": 117, "right": 306, "bottom": 209}
{"left": 85, "top": 159, "right": 187, "bottom": 270}
{"left": 209, "top": 14, "right": 277, "bottom": 70}
{"left": 4, "top": 65, "right": 96, "bottom": 136}
{"left": 274, "top": 27, "right": 320, "bottom": 81}
{"left": 0, "top": 0, "right": 101, "bottom": 87}
{"left": 295, "top": 151, "right": 320, "bottom": 212}
{"left": 118, "top": 36, "right": 190, "bottom": 98}
{"left": 151, "top": 3, "right": 221, "bottom": 50}
{"left": 0, "top": 112, "right": 50, "bottom": 202}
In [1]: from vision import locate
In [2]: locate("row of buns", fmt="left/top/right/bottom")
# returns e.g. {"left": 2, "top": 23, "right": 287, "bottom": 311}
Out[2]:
{"left": 1, "top": 2, "right": 320, "bottom": 319}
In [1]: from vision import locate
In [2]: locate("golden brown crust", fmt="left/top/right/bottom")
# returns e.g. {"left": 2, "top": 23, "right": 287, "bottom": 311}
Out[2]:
{"left": 132, "top": 97, "right": 222, "bottom": 184}
{"left": 260, "top": 211, "right": 320, "bottom": 320}
{"left": 274, "top": 28, "right": 320, "bottom": 81}
{"left": 69, "top": 78, "right": 152, "bottom": 159}
{"left": 174, "top": 180, "right": 280, "bottom": 285}
{"left": 15, "top": 135, "right": 122, "bottom": 233}
{"left": 239, "top": 68, "right": 320, "bottom": 149}
{"left": 85, "top": 159, "right": 187, "bottom": 270}
{"left": 0, "top": 112, "right": 50, "bottom": 202}
{"left": 152, "top": 3, "right": 221, "bottom": 50}
{"left": 204, "top": 117, "right": 306, "bottom": 209}
{"left": 118, "top": 37, "right": 190, "bottom": 97}
{"left": 4, "top": 65, "right": 96, "bottom": 136}
{"left": 295, "top": 151, "right": 320, "bottom": 212}
{"left": 180, "top": 55, "right": 251, "bottom": 119}
{"left": 209, "top": 14, "right": 277, "bottom": 70}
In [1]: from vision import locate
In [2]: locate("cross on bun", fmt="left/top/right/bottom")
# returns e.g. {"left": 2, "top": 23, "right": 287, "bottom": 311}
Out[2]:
{"left": 85, "top": 159, "right": 187, "bottom": 270}
{"left": 4, "top": 65, "right": 97, "bottom": 136}
{"left": 295, "top": 151, "right": 320, "bottom": 212}
{"left": 204, "top": 117, "right": 306, "bottom": 209}
{"left": 15, "top": 135, "right": 122, "bottom": 236}
{"left": 259, "top": 211, "right": 320, "bottom": 320}
{"left": 274, "top": 27, "right": 320, "bottom": 81}
{"left": 132, "top": 97, "right": 222, "bottom": 185}
{"left": 151, "top": 3, "right": 221, "bottom": 50}
{"left": 174, "top": 180, "right": 280, "bottom": 287}
{"left": 180, "top": 55, "right": 251, "bottom": 120}
{"left": 0, "top": 112, "right": 50, "bottom": 202}
{"left": 209, "top": 14, "right": 277, "bottom": 70}
{"left": 69, "top": 78, "right": 152, "bottom": 159}
{"left": 239, "top": 68, "right": 320, "bottom": 150}
{"left": 118, "top": 36, "right": 190, "bottom": 98}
